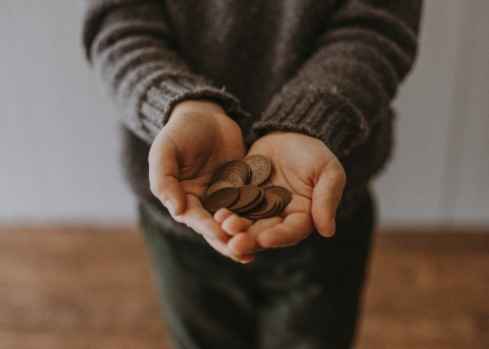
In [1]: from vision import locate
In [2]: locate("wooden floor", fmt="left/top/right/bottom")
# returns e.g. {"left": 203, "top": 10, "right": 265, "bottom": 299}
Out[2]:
{"left": 0, "top": 227, "right": 488, "bottom": 349}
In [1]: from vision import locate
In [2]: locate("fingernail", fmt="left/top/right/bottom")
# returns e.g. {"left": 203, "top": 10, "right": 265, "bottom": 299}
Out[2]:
{"left": 240, "top": 255, "right": 254, "bottom": 264}
{"left": 164, "top": 200, "right": 175, "bottom": 216}
{"left": 321, "top": 220, "right": 336, "bottom": 238}
{"left": 328, "top": 220, "right": 336, "bottom": 237}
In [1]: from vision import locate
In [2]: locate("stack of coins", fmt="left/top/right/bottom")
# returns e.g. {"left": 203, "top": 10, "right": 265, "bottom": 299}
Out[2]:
{"left": 203, "top": 155, "right": 292, "bottom": 219}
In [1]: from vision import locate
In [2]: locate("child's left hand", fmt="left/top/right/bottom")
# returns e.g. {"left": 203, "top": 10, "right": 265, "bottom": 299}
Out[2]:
{"left": 214, "top": 131, "right": 346, "bottom": 262}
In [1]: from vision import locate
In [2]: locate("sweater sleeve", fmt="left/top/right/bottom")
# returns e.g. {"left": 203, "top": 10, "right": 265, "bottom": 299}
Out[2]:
{"left": 249, "top": 0, "right": 422, "bottom": 158}
{"left": 82, "top": 0, "right": 248, "bottom": 144}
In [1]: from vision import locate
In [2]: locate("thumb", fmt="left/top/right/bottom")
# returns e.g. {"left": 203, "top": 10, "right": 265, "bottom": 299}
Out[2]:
{"left": 148, "top": 132, "right": 186, "bottom": 216}
{"left": 311, "top": 161, "right": 346, "bottom": 237}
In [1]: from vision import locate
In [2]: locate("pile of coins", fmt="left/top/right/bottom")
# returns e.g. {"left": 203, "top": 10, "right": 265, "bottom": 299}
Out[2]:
{"left": 202, "top": 155, "right": 292, "bottom": 220}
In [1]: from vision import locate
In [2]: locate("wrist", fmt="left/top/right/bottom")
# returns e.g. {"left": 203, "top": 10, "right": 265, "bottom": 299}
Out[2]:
{"left": 254, "top": 130, "right": 336, "bottom": 158}
{"left": 259, "top": 130, "right": 316, "bottom": 143}
{"left": 169, "top": 99, "right": 226, "bottom": 120}
{"left": 165, "top": 98, "right": 243, "bottom": 152}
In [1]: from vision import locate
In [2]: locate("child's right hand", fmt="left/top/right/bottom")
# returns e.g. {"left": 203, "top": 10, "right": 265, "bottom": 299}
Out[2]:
{"left": 148, "top": 99, "right": 250, "bottom": 262}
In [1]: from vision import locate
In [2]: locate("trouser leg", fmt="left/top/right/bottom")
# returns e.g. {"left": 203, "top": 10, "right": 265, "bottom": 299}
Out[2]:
{"left": 251, "top": 192, "right": 375, "bottom": 349}
{"left": 140, "top": 191, "right": 374, "bottom": 349}
{"left": 140, "top": 211, "right": 257, "bottom": 349}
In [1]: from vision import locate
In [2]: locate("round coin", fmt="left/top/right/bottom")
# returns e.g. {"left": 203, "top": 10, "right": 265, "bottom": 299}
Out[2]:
{"left": 244, "top": 155, "right": 272, "bottom": 185}
{"left": 243, "top": 192, "right": 280, "bottom": 220}
{"left": 211, "top": 160, "right": 251, "bottom": 187}
{"left": 264, "top": 186, "right": 292, "bottom": 208}
{"left": 228, "top": 185, "right": 263, "bottom": 212}
{"left": 234, "top": 186, "right": 265, "bottom": 214}
{"left": 206, "top": 180, "right": 234, "bottom": 197}
{"left": 203, "top": 187, "right": 239, "bottom": 213}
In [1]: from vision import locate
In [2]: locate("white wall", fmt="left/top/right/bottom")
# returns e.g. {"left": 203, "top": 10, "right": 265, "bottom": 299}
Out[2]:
{"left": 373, "top": 0, "right": 489, "bottom": 227}
{"left": 0, "top": 1, "right": 136, "bottom": 225}
{"left": 1, "top": 0, "right": 488, "bottom": 227}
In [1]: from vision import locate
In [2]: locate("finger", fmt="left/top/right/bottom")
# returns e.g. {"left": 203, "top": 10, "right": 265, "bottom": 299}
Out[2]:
{"left": 214, "top": 209, "right": 253, "bottom": 236}
{"left": 214, "top": 208, "right": 234, "bottom": 223}
{"left": 177, "top": 195, "right": 229, "bottom": 242}
{"left": 148, "top": 134, "right": 186, "bottom": 215}
{"left": 204, "top": 236, "right": 254, "bottom": 264}
{"left": 228, "top": 232, "right": 262, "bottom": 256}
{"left": 203, "top": 236, "right": 233, "bottom": 259}
{"left": 312, "top": 161, "right": 346, "bottom": 237}
{"left": 256, "top": 212, "right": 313, "bottom": 248}
{"left": 215, "top": 209, "right": 253, "bottom": 236}
{"left": 221, "top": 214, "right": 253, "bottom": 236}
{"left": 238, "top": 255, "right": 255, "bottom": 264}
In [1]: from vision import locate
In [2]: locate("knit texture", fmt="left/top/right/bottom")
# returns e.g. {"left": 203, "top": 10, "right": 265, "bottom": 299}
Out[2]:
{"left": 83, "top": 0, "right": 421, "bottom": 236}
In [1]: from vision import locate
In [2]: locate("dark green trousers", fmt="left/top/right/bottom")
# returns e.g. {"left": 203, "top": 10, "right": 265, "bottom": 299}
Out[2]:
{"left": 141, "top": 193, "right": 374, "bottom": 349}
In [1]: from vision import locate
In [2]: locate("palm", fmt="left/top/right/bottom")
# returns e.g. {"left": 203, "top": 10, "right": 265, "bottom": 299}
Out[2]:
{"left": 149, "top": 101, "right": 244, "bottom": 243}
{"left": 176, "top": 130, "right": 244, "bottom": 221}
{"left": 174, "top": 125, "right": 244, "bottom": 199}
{"left": 224, "top": 131, "right": 345, "bottom": 256}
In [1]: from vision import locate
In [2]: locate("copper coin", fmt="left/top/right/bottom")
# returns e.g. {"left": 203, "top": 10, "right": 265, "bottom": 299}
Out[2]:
{"left": 243, "top": 192, "right": 281, "bottom": 219}
{"left": 234, "top": 186, "right": 265, "bottom": 213}
{"left": 228, "top": 185, "right": 264, "bottom": 213}
{"left": 264, "top": 186, "right": 292, "bottom": 208}
{"left": 203, "top": 187, "right": 239, "bottom": 213}
{"left": 206, "top": 180, "right": 234, "bottom": 197}
{"left": 211, "top": 160, "right": 251, "bottom": 187}
{"left": 244, "top": 155, "right": 272, "bottom": 185}
{"left": 244, "top": 186, "right": 291, "bottom": 219}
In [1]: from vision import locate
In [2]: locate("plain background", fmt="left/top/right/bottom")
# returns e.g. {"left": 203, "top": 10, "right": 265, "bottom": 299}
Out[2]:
{"left": 1, "top": 0, "right": 488, "bottom": 228}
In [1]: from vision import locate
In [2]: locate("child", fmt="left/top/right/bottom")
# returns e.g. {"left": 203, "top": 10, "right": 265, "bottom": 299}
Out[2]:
{"left": 83, "top": 1, "right": 421, "bottom": 347}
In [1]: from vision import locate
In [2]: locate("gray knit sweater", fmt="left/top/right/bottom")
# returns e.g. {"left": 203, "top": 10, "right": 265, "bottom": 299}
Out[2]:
{"left": 83, "top": 0, "right": 421, "bottom": 237}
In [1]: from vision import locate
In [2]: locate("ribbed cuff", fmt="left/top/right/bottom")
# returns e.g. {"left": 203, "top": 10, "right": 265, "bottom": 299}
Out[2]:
{"left": 139, "top": 75, "right": 249, "bottom": 140}
{"left": 248, "top": 84, "right": 368, "bottom": 157}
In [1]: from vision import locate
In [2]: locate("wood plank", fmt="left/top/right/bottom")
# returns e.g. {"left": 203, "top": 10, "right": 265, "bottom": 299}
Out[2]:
{"left": 0, "top": 226, "right": 169, "bottom": 348}
{"left": 355, "top": 230, "right": 489, "bottom": 349}
{"left": 0, "top": 331, "right": 169, "bottom": 349}
{"left": 1, "top": 227, "right": 488, "bottom": 348}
